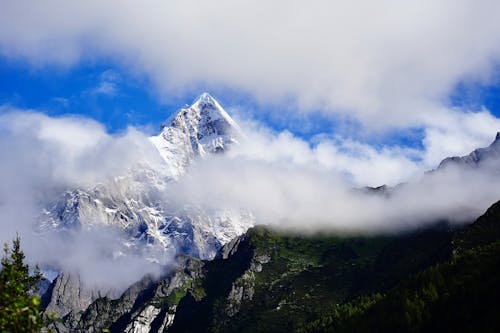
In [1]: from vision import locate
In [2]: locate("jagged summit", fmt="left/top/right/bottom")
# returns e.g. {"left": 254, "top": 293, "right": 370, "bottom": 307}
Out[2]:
{"left": 191, "top": 92, "right": 222, "bottom": 111}
{"left": 151, "top": 93, "right": 242, "bottom": 177}
{"left": 39, "top": 94, "right": 255, "bottom": 265}
{"left": 161, "top": 92, "right": 240, "bottom": 133}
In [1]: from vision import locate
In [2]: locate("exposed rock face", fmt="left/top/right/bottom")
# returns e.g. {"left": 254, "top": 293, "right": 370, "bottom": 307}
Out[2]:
{"left": 36, "top": 94, "right": 254, "bottom": 332}
{"left": 224, "top": 251, "right": 270, "bottom": 317}
{"left": 66, "top": 275, "right": 157, "bottom": 333}
{"left": 216, "top": 234, "right": 246, "bottom": 260}
{"left": 124, "top": 305, "right": 162, "bottom": 333}
{"left": 42, "top": 272, "right": 104, "bottom": 319}
{"left": 43, "top": 256, "right": 204, "bottom": 332}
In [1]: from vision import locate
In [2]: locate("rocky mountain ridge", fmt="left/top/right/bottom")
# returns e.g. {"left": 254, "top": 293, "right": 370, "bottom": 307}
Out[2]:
{"left": 36, "top": 94, "right": 500, "bottom": 332}
{"left": 437, "top": 131, "right": 500, "bottom": 170}
{"left": 38, "top": 93, "right": 253, "bottom": 263}
{"left": 43, "top": 196, "right": 500, "bottom": 333}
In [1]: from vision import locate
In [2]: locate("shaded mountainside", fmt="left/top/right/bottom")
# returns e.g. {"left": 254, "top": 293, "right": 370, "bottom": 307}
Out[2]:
{"left": 169, "top": 226, "right": 454, "bottom": 333}
{"left": 167, "top": 200, "right": 500, "bottom": 333}
{"left": 303, "top": 239, "right": 500, "bottom": 333}
{"left": 45, "top": 256, "right": 205, "bottom": 333}
{"left": 42, "top": 200, "right": 500, "bottom": 332}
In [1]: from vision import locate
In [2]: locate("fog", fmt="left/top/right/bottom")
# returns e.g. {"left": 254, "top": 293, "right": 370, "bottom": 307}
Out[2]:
{"left": 0, "top": 109, "right": 167, "bottom": 290}
{"left": 167, "top": 137, "right": 500, "bottom": 234}
{"left": 1, "top": 108, "right": 500, "bottom": 291}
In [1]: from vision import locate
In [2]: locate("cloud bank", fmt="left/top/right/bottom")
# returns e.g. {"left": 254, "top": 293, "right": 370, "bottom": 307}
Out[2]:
{"left": 0, "top": 107, "right": 500, "bottom": 289}
{"left": 0, "top": 108, "right": 165, "bottom": 290}
{"left": 1, "top": 1, "right": 500, "bottom": 129}
{"left": 167, "top": 127, "right": 500, "bottom": 233}
{"left": 230, "top": 113, "right": 500, "bottom": 185}
{"left": 2, "top": 1, "right": 500, "bottom": 293}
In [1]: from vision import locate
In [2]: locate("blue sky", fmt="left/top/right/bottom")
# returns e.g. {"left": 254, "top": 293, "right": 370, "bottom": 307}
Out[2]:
{"left": 1, "top": 53, "right": 499, "bottom": 148}
{"left": 0, "top": 55, "right": 377, "bottom": 141}
{"left": 0, "top": 56, "right": 173, "bottom": 133}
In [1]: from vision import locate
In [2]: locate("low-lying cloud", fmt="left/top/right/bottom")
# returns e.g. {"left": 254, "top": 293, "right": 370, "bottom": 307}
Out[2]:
{"left": 1, "top": 108, "right": 500, "bottom": 291}
{"left": 167, "top": 134, "right": 500, "bottom": 233}
{"left": 0, "top": 108, "right": 166, "bottom": 290}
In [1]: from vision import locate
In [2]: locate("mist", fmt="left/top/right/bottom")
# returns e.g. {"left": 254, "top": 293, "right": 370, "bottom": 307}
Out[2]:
{"left": 0, "top": 108, "right": 167, "bottom": 291}
{"left": 166, "top": 120, "right": 500, "bottom": 233}
{"left": 168, "top": 155, "right": 500, "bottom": 234}
{"left": 1, "top": 108, "right": 499, "bottom": 292}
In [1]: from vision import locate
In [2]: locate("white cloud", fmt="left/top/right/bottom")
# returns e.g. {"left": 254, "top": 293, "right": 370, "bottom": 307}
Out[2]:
{"left": 0, "top": 107, "right": 165, "bottom": 290}
{"left": 0, "top": 108, "right": 160, "bottom": 186}
{"left": 229, "top": 118, "right": 422, "bottom": 186}
{"left": 1, "top": 1, "right": 500, "bottom": 129}
{"left": 167, "top": 144, "right": 500, "bottom": 233}
{"left": 230, "top": 110, "right": 500, "bottom": 187}
{"left": 90, "top": 70, "right": 119, "bottom": 96}
{"left": 0, "top": 107, "right": 499, "bottom": 291}
{"left": 421, "top": 107, "right": 500, "bottom": 166}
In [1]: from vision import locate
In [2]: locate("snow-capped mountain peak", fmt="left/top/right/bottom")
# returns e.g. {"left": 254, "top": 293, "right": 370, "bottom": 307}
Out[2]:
{"left": 190, "top": 92, "right": 240, "bottom": 128}
{"left": 151, "top": 93, "right": 241, "bottom": 178}
{"left": 39, "top": 94, "right": 255, "bottom": 263}
{"left": 162, "top": 92, "right": 241, "bottom": 140}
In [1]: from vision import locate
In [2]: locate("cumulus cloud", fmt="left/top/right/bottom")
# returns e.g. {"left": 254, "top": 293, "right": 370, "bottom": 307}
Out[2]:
{"left": 0, "top": 108, "right": 161, "bottom": 187}
{"left": 1, "top": 1, "right": 500, "bottom": 128}
{"left": 229, "top": 112, "right": 500, "bottom": 186}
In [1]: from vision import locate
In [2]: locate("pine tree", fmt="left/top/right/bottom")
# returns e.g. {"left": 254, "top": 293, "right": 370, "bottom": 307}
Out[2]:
{"left": 0, "top": 235, "right": 43, "bottom": 333}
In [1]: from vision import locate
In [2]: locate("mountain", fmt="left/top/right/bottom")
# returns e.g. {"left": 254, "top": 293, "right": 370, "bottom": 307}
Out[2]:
{"left": 36, "top": 96, "right": 500, "bottom": 332}
{"left": 150, "top": 92, "right": 241, "bottom": 179}
{"left": 437, "top": 132, "right": 500, "bottom": 170}
{"left": 38, "top": 93, "right": 252, "bottom": 263}
{"left": 363, "top": 132, "right": 500, "bottom": 198}
{"left": 46, "top": 198, "right": 500, "bottom": 333}
{"left": 37, "top": 94, "right": 254, "bottom": 330}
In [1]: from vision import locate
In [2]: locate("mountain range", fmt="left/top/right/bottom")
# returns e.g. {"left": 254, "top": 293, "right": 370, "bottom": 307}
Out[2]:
{"left": 42, "top": 195, "right": 500, "bottom": 333}
{"left": 35, "top": 94, "right": 500, "bottom": 332}
{"left": 38, "top": 93, "right": 253, "bottom": 262}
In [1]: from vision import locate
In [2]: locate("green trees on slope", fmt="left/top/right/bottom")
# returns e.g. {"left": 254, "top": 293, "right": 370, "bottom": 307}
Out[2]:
{"left": 298, "top": 240, "right": 500, "bottom": 333}
{"left": 0, "top": 235, "right": 43, "bottom": 333}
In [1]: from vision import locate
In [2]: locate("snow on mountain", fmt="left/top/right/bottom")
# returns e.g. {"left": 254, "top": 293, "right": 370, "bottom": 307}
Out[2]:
{"left": 150, "top": 92, "right": 241, "bottom": 179}
{"left": 37, "top": 93, "right": 254, "bottom": 262}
